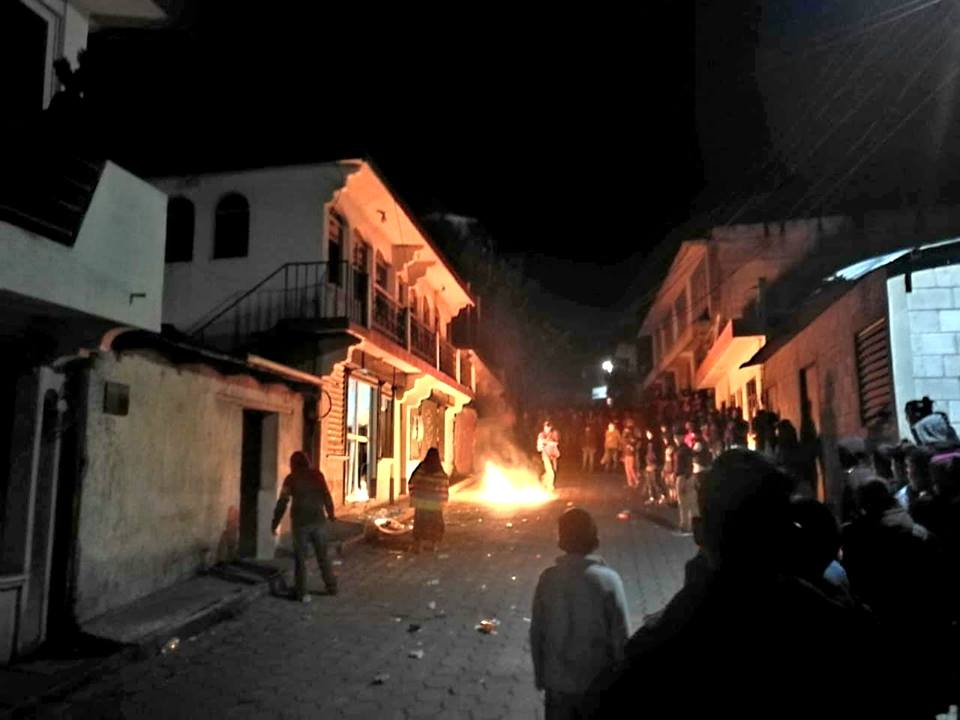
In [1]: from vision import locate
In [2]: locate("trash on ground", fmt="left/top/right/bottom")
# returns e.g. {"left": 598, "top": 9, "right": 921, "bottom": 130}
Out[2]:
{"left": 476, "top": 619, "right": 500, "bottom": 635}
{"left": 332, "top": 559, "right": 344, "bottom": 566}
{"left": 438, "top": 553, "right": 450, "bottom": 559}
{"left": 372, "top": 673, "right": 390, "bottom": 685}
{"left": 523, "top": 617, "right": 532, "bottom": 623}
{"left": 480, "top": 584, "right": 487, "bottom": 591}
{"left": 408, "top": 649, "right": 425, "bottom": 659}
{"left": 408, "top": 623, "right": 422, "bottom": 633}
{"left": 392, "top": 616, "right": 404, "bottom": 623}
{"left": 505, "top": 522, "right": 513, "bottom": 528}
{"left": 426, "top": 578, "right": 440, "bottom": 586}
{"left": 428, "top": 601, "right": 437, "bottom": 610}
{"left": 161, "top": 637, "right": 180, "bottom": 655}
{"left": 434, "top": 609, "right": 447, "bottom": 618}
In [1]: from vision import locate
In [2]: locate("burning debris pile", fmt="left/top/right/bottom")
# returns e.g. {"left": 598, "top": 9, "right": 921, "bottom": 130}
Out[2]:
{"left": 451, "top": 422, "right": 556, "bottom": 509}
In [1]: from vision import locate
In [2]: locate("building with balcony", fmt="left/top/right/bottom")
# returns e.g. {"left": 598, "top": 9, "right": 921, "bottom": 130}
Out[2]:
{"left": 153, "top": 159, "right": 481, "bottom": 509}
{"left": 639, "top": 217, "right": 847, "bottom": 416}
{"left": 0, "top": 0, "right": 171, "bottom": 664}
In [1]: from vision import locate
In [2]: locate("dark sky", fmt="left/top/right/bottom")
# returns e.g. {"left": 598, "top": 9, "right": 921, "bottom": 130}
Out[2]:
{"left": 91, "top": 2, "right": 960, "bottom": 319}
{"left": 90, "top": 2, "right": 707, "bottom": 310}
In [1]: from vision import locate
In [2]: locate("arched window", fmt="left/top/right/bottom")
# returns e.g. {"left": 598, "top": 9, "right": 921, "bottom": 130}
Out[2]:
{"left": 165, "top": 196, "right": 195, "bottom": 262}
{"left": 213, "top": 193, "right": 249, "bottom": 259}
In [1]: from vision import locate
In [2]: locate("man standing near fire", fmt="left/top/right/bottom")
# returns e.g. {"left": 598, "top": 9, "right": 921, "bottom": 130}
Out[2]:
{"left": 538, "top": 420, "right": 561, "bottom": 491}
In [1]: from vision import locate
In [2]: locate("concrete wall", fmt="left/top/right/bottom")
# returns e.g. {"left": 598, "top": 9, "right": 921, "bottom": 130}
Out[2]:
{"left": 0, "top": 162, "right": 167, "bottom": 331}
{"left": 75, "top": 350, "right": 304, "bottom": 622}
{"left": 761, "top": 271, "right": 889, "bottom": 509}
{"left": 156, "top": 165, "right": 343, "bottom": 332}
{"left": 888, "top": 264, "right": 960, "bottom": 439}
{"left": 157, "top": 164, "right": 467, "bottom": 339}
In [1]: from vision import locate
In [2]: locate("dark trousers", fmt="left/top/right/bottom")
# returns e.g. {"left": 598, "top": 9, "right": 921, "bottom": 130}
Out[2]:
{"left": 293, "top": 523, "right": 336, "bottom": 598}
{"left": 545, "top": 690, "right": 586, "bottom": 720}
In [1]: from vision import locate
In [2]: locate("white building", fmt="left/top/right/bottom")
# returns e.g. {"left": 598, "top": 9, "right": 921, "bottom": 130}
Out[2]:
{"left": 0, "top": 0, "right": 169, "bottom": 664}
{"left": 152, "top": 160, "right": 480, "bottom": 509}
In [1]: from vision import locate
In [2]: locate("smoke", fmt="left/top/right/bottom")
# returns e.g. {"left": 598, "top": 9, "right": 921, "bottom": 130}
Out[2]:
{"left": 474, "top": 411, "right": 539, "bottom": 475}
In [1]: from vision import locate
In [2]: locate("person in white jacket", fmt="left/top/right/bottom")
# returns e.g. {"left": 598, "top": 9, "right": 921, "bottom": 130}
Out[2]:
{"left": 530, "top": 508, "right": 630, "bottom": 720}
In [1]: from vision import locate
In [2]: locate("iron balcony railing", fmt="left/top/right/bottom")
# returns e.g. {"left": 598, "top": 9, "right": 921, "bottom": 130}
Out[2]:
{"left": 373, "top": 286, "right": 407, "bottom": 347}
{"left": 191, "top": 261, "right": 473, "bottom": 390}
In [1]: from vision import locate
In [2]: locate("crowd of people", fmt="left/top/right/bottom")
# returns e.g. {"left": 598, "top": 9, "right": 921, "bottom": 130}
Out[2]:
{"left": 528, "top": 393, "right": 960, "bottom": 718}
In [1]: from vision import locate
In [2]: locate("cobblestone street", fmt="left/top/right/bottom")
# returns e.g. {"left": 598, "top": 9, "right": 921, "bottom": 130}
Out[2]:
{"left": 56, "top": 473, "right": 696, "bottom": 719}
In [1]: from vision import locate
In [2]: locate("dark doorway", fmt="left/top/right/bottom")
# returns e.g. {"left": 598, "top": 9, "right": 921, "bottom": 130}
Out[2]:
{"left": 240, "top": 410, "right": 266, "bottom": 558}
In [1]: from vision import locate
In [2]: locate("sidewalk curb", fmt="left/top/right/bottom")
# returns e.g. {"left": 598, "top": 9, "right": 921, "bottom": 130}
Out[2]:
{"left": 0, "top": 572, "right": 290, "bottom": 719}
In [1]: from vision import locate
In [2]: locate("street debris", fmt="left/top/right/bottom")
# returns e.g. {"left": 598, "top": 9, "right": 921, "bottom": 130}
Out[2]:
{"left": 505, "top": 522, "right": 513, "bottom": 529}
{"left": 428, "top": 601, "right": 437, "bottom": 610}
{"left": 426, "top": 578, "right": 440, "bottom": 586}
{"left": 486, "top": 553, "right": 493, "bottom": 558}
{"left": 522, "top": 518, "right": 529, "bottom": 523}
{"left": 566, "top": 501, "right": 574, "bottom": 507}
{"left": 393, "top": 616, "right": 404, "bottom": 623}
{"left": 372, "top": 673, "right": 390, "bottom": 685}
{"left": 408, "top": 649, "right": 425, "bottom": 659}
{"left": 523, "top": 617, "right": 532, "bottom": 623}
{"left": 438, "top": 553, "right": 450, "bottom": 559}
{"left": 617, "top": 510, "right": 631, "bottom": 520}
{"left": 332, "top": 559, "right": 344, "bottom": 566}
{"left": 480, "top": 584, "right": 487, "bottom": 591}
{"left": 407, "top": 624, "right": 422, "bottom": 633}
{"left": 434, "top": 609, "right": 447, "bottom": 618}
{"left": 161, "top": 637, "right": 180, "bottom": 655}
{"left": 510, "top": 576, "right": 517, "bottom": 582}
{"left": 476, "top": 618, "right": 500, "bottom": 635}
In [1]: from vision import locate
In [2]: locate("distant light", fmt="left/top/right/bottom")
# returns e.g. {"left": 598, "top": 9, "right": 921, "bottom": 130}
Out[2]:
{"left": 601, "top": 360, "right": 614, "bottom": 373}
{"left": 592, "top": 385, "right": 608, "bottom": 400}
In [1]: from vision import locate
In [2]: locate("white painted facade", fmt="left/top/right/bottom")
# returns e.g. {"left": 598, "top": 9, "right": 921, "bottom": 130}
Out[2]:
{"left": 75, "top": 347, "right": 305, "bottom": 623}
{"left": 153, "top": 160, "right": 479, "bottom": 513}
{"left": 154, "top": 161, "right": 471, "bottom": 341}
{"left": 1, "top": 0, "right": 169, "bottom": 664}
{"left": 0, "top": 163, "right": 166, "bottom": 332}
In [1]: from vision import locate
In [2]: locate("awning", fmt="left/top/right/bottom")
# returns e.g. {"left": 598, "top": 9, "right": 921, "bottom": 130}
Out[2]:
{"left": 695, "top": 319, "right": 765, "bottom": 389}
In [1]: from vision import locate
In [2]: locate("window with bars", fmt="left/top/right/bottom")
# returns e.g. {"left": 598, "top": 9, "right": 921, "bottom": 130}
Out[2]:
{"left": 375, "top": 251, "right": 389, "bottom": 289}
{"left": 855, "top": 318, "right": 893, "bottom": 427}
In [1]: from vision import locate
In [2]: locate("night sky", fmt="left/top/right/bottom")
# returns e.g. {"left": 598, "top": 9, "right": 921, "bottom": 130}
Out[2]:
{"left": 90, "top": 2, "right": 705, "bottom": 314}
{"left": 89, "top": 1, "right": 956, "bottom": 337}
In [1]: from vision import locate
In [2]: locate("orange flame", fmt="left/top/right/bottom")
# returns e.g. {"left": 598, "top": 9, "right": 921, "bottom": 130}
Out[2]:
{"left": 451, "top": 461, "right": 555, "bottom": 508}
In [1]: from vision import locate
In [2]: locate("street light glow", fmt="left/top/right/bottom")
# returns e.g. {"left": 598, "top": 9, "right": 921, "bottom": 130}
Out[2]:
{"left": 601, "top": 360, "right": 614, "bottom": 373}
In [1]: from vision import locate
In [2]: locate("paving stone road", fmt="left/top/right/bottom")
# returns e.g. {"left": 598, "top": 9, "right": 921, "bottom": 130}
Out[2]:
{"left": 53, "top": 473, "right": 697, "bottom": 720}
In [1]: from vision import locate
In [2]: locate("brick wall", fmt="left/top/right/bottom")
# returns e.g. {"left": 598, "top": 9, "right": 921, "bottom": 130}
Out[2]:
{"left": 889, "top": 263, "right": 960, "bottom": 438}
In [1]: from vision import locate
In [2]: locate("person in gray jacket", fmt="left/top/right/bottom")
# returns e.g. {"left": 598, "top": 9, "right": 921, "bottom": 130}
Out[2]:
{"left": 530, "top": 508, "right": 629, "bottom": 720}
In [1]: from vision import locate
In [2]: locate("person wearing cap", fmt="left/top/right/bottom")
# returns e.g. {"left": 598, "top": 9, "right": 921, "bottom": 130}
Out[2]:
{"left": 272, "top": 451, "right": 337, "bottom": 602}
{"left": 531, "top": 508, "right": 629, "bottom": 720}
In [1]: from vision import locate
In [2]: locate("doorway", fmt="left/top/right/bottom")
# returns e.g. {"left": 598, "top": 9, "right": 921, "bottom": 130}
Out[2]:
{"left": 240, "top": 410, "right": 266, "bottom": 558}
{"left": 346, "top": 377, "right": 376, "bottom": 503}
